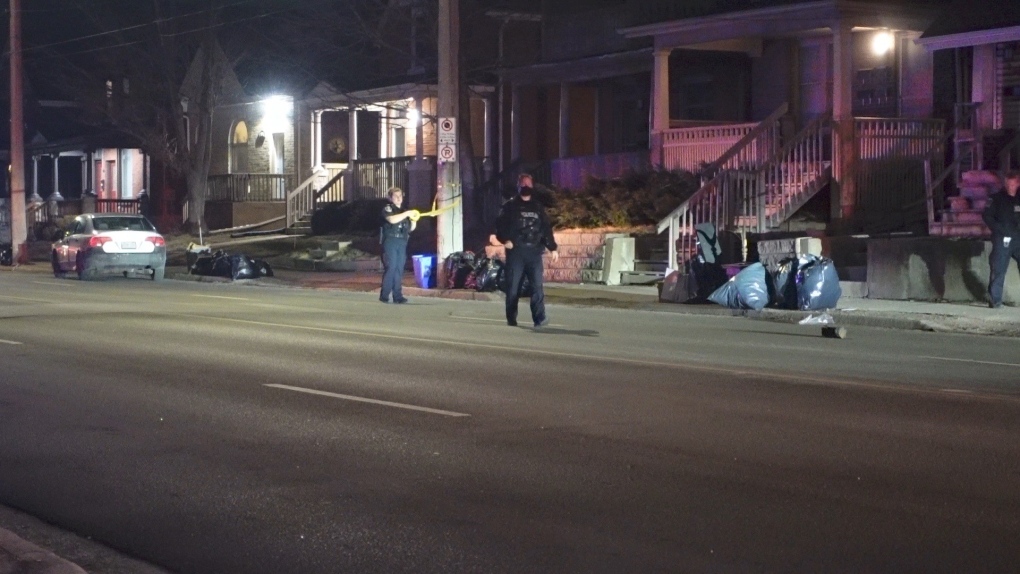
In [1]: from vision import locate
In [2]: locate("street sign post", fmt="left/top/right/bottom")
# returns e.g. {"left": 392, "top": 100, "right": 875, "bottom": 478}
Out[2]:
{"left": 438, "top": 117, "right": 457, "bottom": 163}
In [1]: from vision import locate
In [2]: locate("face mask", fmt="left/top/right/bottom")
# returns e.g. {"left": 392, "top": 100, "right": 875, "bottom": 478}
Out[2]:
{"left": 519, "top": 186, "right": 533, "bottom": 196}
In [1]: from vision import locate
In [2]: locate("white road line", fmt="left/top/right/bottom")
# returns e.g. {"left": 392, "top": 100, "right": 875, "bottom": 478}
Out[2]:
{"left": 183, "top": 314, "right": 1020, "bottom": 404}
{"left": 0, "top": 295, "right": 54, "bottom": 303}
{"left": 190, "top": 294, "right": 251, "bottom": 301}
{"left": 30, "top": 281, "right": 73, "bottom": 287}
{"left": 0, "top": 339, "right": 23, "bottom": 345}
{"left": 265, "top": 384, "right": 470, "bottom": 417}
{"left": 921, "top": 356, "right": 1020, "bottom": 368}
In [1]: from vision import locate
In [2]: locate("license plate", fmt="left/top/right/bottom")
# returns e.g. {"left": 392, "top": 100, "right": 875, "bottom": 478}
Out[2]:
{"left": 121, "top": 242, "right": 137, "bottom": 249}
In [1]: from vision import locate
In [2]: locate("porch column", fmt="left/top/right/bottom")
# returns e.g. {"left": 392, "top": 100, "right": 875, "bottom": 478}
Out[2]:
{"left": 344, "top": 108, "right": 359, "bottom": 199}
{"left": 593, "top": 86, "right": 601, "bottom": 155}
{"left": 29, "top": 156, "right": 42, "bottom": 202}
{"left": 559, "top": 82, "right": 570, "bottom": 159}
{"left": 80, "top": 157, "right": 88, "bottom": 195}
{"left": 312, "top": 110, "right": 323, "bottom": 166}
{"left": 650, "top": 48, "right": 672, "bottom": 168}
{"left": 415, "top": 96, "right": 425, "bottom": 159}
{"left": 832, "top": 22, "right": 856, "bottom": 222}
{"left": 971, "top": 44, "right": 997, "bottom": 130}
{"left": 510, "top": 83, "right": 522, "bottom": 162}
{"left": 50, "top": 154, "right": 63, "bottom": 201}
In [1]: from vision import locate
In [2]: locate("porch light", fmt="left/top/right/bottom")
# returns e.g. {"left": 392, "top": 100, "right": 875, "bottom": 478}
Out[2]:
{"left": 260, "top": 95, "right": 293, "bottom": 132}
{"left": 406, "top": 108, "right": 420, "bottom": 125}
{"left": 872, "top": 31, "right": 894, "bottom": 56}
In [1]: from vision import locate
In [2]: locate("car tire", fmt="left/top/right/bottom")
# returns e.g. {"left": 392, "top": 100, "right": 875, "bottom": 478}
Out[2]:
{"left": 76, "top": 253, "right": 98, "bottom": 281}
{"left": 51, "top": 252, "right": 62, "bottom": 277}
{"left": 152, "top": 266, "right": 165, "bottom": 281}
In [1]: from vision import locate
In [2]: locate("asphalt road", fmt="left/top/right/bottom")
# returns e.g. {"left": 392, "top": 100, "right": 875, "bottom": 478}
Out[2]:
{"left": 1, "top": 272, "right": 1019, "bottom": 573}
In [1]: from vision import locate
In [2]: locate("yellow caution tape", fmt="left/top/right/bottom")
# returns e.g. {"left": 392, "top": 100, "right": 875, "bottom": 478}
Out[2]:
{"left": 409, "top": 197, "right": 461, "bottom": 221}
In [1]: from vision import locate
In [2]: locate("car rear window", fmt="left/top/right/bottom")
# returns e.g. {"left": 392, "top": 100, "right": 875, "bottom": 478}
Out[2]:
{"left": 93, "top": 217, "right": 156, "bottom": 232}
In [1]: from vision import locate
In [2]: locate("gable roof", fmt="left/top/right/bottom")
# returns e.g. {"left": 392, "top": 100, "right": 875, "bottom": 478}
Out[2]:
{"left": 918, "top": 0, "right": 1020, "bottom": 49}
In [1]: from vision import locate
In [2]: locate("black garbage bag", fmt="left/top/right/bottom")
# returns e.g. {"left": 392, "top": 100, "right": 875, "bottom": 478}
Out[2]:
{"left": 687, "top": 257, "right": 728, "bottom": 302}
{"left": 708, "top": 262, "right": 769, "bottom": 310}
{"left": 768, "top": 257, "right": 799, "bottom": 310}
{"left": 474, "top": 257, "right": 504, "bottom": 292}
{"left": 444, "top": 251, "right": 476, "bottom": 289}
{"left": 796, "top": 256, "right": 841, "bottom": 310}
{"left": 252, "top": 258, "right": 274, "bottom": 278}
{"left": 191, "top": 251, "right": 223, "bottom": 276}
{"left": 0, "top": 244, "right": 12, "bottom": 266}
{"left": 230, "top": 255, "right": 257, "bottom": 280}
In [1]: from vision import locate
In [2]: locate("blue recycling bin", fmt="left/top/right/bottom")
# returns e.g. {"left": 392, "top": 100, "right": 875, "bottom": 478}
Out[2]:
{"left": 412, "top": 254, "right": 436, "bottom": 289}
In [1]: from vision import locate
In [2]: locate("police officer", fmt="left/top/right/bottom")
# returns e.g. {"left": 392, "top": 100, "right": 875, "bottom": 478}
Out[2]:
{"left": 496, "top": 174, "right": 559, "bottom": 327}
{"left": 380, "top": 187, "right": 418, "bottom": 303}
{"left": 982, "top": 171, "right": 1020, "bottom": 308}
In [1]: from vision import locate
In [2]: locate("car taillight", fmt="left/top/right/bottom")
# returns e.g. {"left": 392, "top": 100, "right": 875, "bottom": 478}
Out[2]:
{"left": 148, "top": 236, "right": 166, "bottom": 247}
{"left": 88, "top": 236, "right": 112, "bottom": 248}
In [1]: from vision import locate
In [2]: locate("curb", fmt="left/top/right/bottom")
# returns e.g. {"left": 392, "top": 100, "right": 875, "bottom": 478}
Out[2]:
{"left": 0, "top": 529, "right": 86, "bottom": 574}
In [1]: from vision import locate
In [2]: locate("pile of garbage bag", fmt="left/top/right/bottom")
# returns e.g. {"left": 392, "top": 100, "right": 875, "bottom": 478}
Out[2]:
{"left": 190, "top": 249, "right": 274, "bottom": 280}
{"left": 442, "top": 251, "right": 532, "bottom": 296}
{"left": 707, "top": 254, "right": 841, "bottom": 311}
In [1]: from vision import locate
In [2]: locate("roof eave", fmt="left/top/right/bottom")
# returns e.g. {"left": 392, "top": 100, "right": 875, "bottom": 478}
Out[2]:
{"left": 917, "top": 25, "right": 1020, "bottom": 50}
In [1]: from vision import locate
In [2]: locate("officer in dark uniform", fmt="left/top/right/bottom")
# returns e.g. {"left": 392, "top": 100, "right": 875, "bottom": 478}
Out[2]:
{"left": 982, "top": 170, "right": 1020, "bottom": 308}
{"left": 380, "top": 187, "right": 418, "bottom": 303}
{"left": 496, "top": 174, "right": 559, "bottom": 327}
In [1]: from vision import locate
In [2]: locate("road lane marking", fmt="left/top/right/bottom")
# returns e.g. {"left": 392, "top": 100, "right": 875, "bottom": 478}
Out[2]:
{"left": 0, "top": 295, "right": 54, "bottom": 303}
{"left": 0, "top": 339, "right": 23, "bottom": 345}
{"left": 265, "top": 384, "right": 470, "bottom": 417}
{"left": 190, "top": 294, "right": 251, "bottom": 301}
{"left": 921, "top": 356, "right": 1020, "bottom": 368}
{"left": 31, "top": 281, "right": 73, "bottom": 287}
{"left": 185, "top": 314, "right": 1020, "bottom": 404}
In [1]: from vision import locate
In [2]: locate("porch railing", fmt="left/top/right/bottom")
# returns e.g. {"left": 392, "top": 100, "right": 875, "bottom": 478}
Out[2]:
{"left": 656, "top": 104, "right": 788, "bottom": 269}
{"left": 661, "top": 122, "right": 759, "bottom": 174}
{"left": 95, "top": 199, "right": 141, "bottom": 214}
{"left": 350, "top": 157, "right": 415, "bottom": 201}
{"left": 208, "top": 174, "right": 296, "bottom": 202}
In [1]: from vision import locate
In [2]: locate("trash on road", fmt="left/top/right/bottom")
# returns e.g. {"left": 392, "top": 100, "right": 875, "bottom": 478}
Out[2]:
{"left": 708, "top": 262, "right": 769, "bottom": 310}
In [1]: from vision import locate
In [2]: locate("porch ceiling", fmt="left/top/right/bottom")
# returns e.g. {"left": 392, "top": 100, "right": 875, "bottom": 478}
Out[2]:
{"left": 619, "top": 0, "right": 938, "bottom": 51}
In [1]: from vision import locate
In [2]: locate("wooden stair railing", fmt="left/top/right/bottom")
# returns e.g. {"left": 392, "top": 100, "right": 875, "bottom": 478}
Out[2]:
{"left": 656, "top": 104, "right": 788, "bottom": 270}
{"left": 285, "top": 166, "right": 326, "bottom": 230}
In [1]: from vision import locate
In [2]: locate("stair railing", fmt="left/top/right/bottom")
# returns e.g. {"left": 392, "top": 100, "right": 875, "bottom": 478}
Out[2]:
{"left": 311, "top": 169, "right": 346, "bottom": 213}
{"left": 285, "top": 166, "right": 326, "bottom": 229}
{"left": 1000, "top": 131, "right": 1020, "bottom": 172}
{"left": 756, "top": 113, "right": 833, "bottom": 230}
{"left": 656, "top": 104, "right": 788, "bottom": 271}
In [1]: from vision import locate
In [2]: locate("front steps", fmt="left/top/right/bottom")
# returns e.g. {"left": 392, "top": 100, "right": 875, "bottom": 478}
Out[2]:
{"left": 929, "top": 170, "right": 993, "bottom": 237}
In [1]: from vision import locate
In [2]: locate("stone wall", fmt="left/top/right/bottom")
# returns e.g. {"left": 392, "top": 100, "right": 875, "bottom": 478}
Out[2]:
{"left": 867, "top": 237, "right": 1018, "bottom": 303}
{"left": 485, "top": 230, "right": 619, "bottom": 283}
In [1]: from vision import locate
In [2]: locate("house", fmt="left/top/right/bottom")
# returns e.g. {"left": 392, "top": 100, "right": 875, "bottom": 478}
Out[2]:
{"left": 916, "top": 0, "right": 1020, "bottom": 237}
{"left": 497, "top": 0, "right": 960, "bottom": 269}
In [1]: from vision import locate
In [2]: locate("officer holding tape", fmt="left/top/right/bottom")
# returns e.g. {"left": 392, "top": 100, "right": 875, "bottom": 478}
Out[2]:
{"left": 380, "top": 187, "right": 419, "bottom": 304}
{"left": 496, "top": 174, "right": 559, "bottom": 327}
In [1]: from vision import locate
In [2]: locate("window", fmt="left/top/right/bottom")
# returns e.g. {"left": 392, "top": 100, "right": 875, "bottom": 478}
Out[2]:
{"left": 230, "top": 120, "right": 250, "bottom": 173}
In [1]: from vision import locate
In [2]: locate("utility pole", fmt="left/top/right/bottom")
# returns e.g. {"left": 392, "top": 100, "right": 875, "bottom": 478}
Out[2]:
{"left": 8, "top": 0, "right": 27, "bottom": 263}
{"left": 436, "top": 0, "right": 462, "bottom": 271}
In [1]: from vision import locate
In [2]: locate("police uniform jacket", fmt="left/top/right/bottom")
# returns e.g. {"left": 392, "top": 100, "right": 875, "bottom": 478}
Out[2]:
{"left": 381, "top": 202, "right": 412, "bottom": 241}
{"left": 495, "top": 195, "right": 557, "bottom": 251}
{"left": 982, "top": 192, "right": 1020, "bottom": 239}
